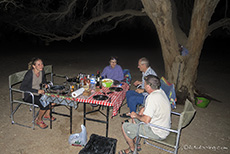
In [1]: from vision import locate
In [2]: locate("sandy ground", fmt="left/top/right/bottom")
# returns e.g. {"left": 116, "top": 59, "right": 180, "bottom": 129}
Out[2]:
{"left": 0, "top": 41, "right": 229, "bottom": 154}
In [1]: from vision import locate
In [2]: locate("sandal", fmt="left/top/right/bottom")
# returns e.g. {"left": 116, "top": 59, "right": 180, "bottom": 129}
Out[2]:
{"left": 118, "top": 148, "right": 134, "bottom": 154}
{"left": 137, "top": 143, "right": 142, "bottom": 151}
{"left": 43, "top": 116, "right": 56, "bottom": 121}
{"left": 35, "top": 120, "right": 48, "bottom": 129}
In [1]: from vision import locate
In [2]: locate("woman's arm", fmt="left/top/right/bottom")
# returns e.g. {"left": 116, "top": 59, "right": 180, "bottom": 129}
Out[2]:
{"left": 101, "top": 66, "right": 108, "bottom": 78}
{"left": 117, "top": 65, "right": 124, "bottom": 81}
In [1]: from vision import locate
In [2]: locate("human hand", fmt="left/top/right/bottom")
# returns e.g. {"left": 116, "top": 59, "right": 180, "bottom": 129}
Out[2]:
{"left": 133, "top": 81, "right": 142, "bottom": 86}
{"left": 38, "top": 90, "right": 45, "bottom": 94}
{"left": 130, "top": 112, "right": 137, "bottom": 119}
{"left": 139, "top": 107, "right": 145, "bottom": 116}
{"left": 135, "top": 89, "right": 144, "bottom": 94}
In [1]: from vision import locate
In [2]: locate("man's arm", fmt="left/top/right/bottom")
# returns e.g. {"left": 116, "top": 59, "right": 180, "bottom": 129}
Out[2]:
{"left": 130, "top": 111, "right": 151, "bottom": 124}
{"left": 135, "top": 88, "right": 144, "bottom": 93}
{"left": 133, "top": 80, "right": 142, "bottom": 86}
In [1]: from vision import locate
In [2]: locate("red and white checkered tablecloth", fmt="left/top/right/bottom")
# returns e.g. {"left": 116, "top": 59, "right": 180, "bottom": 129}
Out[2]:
{"left": 75, "top": 82, "right": 129, "bottom": 117}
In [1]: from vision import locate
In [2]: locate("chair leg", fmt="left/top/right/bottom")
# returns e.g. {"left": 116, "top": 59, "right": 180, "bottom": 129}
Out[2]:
{"left": 32, "top": 105, "right": 35, "bottom": 130}
{"left": 32, "top": 109, "right": 40, "bottom": 129}
{"left": 10, "top": 102, "right": 14, "bottom": 124}
{"left": 174, "top": 131, "right": 181, "bottom": 154}
{"left": 31, "top": 105, "right": 39, "bottom": 130}
{"left": 133, "top": 135, "right": 140, "bottom": 154}
{"left": 10, "top": 103, "right": 22, "bottom": 124}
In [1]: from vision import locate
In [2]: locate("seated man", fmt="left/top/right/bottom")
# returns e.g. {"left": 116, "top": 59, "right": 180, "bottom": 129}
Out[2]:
{"left": 119, "top": 75, "right": 171, "bottom": 154}
{"left": 120, "top": 57, "right": 157, "bottom": 118}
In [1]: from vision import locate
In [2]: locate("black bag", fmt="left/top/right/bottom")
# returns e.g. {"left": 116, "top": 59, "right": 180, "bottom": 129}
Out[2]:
{"left": 79, "top": 134, "right": 117, "bottom": 154}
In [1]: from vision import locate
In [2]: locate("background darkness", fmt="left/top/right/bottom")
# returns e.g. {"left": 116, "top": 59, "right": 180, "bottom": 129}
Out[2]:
{"left": 0, "top": 0, "right": 229, "bottom": 70}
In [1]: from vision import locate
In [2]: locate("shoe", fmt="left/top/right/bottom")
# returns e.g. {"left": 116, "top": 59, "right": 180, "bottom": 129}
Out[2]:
{"left": 120, "top": 113, "right": 130, "bottom": 118}
{"left": 43, "top": 116, "right": 56, "bottom": 121}
{"left": 118, "top": 148, "right": 136, "bottom": 154}
{"left": 35, "top": 120, "right": 48, "bottom": 129}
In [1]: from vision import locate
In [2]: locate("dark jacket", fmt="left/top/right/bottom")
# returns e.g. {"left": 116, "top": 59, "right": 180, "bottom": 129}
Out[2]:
{"left": 20, "top": 69, "right": 47, "bottom": 100}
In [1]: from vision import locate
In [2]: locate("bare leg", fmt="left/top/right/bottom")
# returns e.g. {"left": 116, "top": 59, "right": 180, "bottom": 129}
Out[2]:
{"left": 44, "top": 109, "right": 50, "bottom": 117}
{"left": 121, "top": 124, "right": 135, "bottom": 152}
{"left": 35, "top": 110, "right": 48, "bottom": 129}
{"left": 37, "top": 110, "right": 46, "bottom": 122}
{"left": 44, "top": 103, "right": 56, "bottom": 118}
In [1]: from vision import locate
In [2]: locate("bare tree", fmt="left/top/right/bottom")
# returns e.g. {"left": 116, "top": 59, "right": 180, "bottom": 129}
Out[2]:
{"left": 1, "top": 0, "right": 230, "bottom": 102}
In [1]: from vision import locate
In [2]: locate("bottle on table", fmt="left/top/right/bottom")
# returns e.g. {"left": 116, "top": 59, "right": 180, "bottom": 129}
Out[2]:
{"left": 90, "top": 74, "right": 96, "bottom": 91}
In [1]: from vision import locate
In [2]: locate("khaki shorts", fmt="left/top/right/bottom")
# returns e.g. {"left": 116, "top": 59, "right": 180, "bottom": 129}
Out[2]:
{"left": 122, "top": 119, "right": 161, "bottom": 140}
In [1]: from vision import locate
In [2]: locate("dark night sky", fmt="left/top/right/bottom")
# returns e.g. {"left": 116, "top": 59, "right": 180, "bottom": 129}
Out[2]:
{"left": 0, "top": 1, "right": 229, "bottom": 61}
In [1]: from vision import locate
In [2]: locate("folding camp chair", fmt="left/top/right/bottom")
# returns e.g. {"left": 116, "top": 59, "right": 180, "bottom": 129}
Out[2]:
{"left": 122, "top": 69, "right": 131, "bottom": 86}
{"left": 133, "top": 99, "right": 196, "bottom": 154}
{"left": 9, "top": 65, "right": 65, "bottom": 130}
{"left": 160, "top": 77, "right": 177, "bottom": 109}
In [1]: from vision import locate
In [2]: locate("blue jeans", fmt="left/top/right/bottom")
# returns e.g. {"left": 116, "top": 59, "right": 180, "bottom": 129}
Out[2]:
{"left": 126, "top": 90, "right": 144, "bottom": 113}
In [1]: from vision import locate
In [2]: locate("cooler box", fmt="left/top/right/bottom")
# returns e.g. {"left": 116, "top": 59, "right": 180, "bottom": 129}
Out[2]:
{"left": 79, "top": 134, "right": 117, "bottom": 154}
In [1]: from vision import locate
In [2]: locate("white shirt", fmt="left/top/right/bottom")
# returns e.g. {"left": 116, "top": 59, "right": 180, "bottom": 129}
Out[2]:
{"left": 143, "top": 89, "right": 171, "bottom": 139}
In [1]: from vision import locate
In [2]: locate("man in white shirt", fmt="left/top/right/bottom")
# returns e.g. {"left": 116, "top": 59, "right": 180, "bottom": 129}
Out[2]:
{"left": 119, "top": 75, "right": 171, "bottom": 154}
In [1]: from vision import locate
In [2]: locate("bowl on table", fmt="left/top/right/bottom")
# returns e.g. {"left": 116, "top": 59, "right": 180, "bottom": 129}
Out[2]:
{"left": 101, "top": 79, "right": 114, "bottom": 88}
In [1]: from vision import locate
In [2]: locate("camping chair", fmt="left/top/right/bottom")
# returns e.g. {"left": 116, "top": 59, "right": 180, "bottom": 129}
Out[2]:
{"left": 9, "top": 65, "right": 66, "bottom": 129}
{"left": 118, "top": 69, "right": 132, "bottom": 113}
{"left": 160, "top": 77, "right": 177, "bottom": 109}
{"left": 122, "top": 69, "right": 131, "bottom": 86}
{"left": 133, "top": 99, "right": 196, "bottom": 154}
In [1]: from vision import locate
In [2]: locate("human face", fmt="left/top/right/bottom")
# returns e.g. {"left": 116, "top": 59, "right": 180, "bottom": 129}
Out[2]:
{"left": 32, "top": 59, "right": 44, "bottom": 72}
{"left": 138, "top": 60, "right": 146, "bottom": 72}
{"left": 144, "top": 81, "right": 153, "bottom": 94}
{"left": 110, "top": 59, "right": 117, "bottom": 68}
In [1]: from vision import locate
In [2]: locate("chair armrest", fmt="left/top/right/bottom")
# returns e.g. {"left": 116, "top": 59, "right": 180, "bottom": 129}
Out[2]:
{"left": 11, "top": 88, "right": 33, "bottom": 96}
{"left": 171, "top": 111, "right": 181, "bottom": 116}
{"left": 10, "top": 88, "right": 35, "bottom": 103}
{"left": 53, "top": 73, "right": 67, "bottom": 79}
{"left": 138, "top": 122, "right": 178, "bottom": 134}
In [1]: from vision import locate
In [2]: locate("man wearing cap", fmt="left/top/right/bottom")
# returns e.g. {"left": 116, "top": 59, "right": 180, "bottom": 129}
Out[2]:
{"left": 118, "top": 75, "right": 171, "bottom": 154}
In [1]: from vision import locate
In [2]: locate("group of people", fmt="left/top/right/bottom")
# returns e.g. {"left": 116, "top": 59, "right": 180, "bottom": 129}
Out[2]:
{"left": 20, "top": 56, "right": 171, "bottom": 154}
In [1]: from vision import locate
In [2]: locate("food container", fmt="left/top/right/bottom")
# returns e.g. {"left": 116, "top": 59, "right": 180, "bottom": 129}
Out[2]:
{"left": 195, "top": 97, "right": 210, "bottom": 108}
{"left": 101, "top": 79, "right": 114, "bottom": 88}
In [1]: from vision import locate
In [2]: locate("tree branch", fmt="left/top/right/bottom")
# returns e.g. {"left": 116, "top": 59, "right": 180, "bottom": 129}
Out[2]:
{"left": 206, "top": 18, "right": 230, "bottom": 38}
{"left": 28, "top": 9, "right": 146, "bottom": 42}
{"left": 0, "top": 0, "right": 22, "bottom": 9}
{"left": 40, "top": 0, "right": 78, "bottom": 21}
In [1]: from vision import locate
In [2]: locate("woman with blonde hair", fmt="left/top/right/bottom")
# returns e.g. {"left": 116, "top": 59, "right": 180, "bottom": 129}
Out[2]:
{"left": 20, "top": 57, "right": 56, "bottom": 129}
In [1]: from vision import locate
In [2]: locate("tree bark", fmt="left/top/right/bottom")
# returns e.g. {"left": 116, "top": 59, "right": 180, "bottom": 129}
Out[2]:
{"left": 141, "top": 0, "right": 220, "bottom": 103}
{"left": 141, "top": 0, "right": 178, "bottom": 78}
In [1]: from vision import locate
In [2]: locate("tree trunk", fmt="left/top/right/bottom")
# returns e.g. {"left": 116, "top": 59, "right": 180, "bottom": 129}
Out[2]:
{"left": 141, "top": 0, "right": 220, "bottom": 103}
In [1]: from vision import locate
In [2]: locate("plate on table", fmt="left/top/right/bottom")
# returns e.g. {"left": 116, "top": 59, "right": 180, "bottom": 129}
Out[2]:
{"left": 50, "top": 85, "right": 65, "bottom": 90}
{"left": 93, "top": 95, "right": 109, "bottom": 100}
{"left": 109, "top": 87, "right": 123, "bottom": 92}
